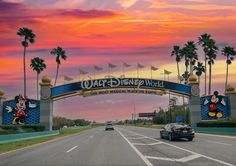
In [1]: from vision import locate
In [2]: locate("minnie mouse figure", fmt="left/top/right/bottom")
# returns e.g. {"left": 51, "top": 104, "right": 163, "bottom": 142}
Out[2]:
{"left": 5, "top": 94, "right": 36, "bottom": 125}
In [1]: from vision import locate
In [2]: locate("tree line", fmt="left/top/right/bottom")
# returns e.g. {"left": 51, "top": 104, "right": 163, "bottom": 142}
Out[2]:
{"left": 53, "top": 116, "right": 91, "bottom": 130}
{"left": 171, "top": 33, "right": 236, "bottom": 95}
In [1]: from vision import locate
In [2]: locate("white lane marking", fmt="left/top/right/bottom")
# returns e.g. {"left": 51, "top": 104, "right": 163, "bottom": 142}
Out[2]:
{"left": 145, "top": 156, "right": 175, "bottom": 161}
{"left": 116, "top": 129, "right": 153, "bottom": 166}
{"left": 196, "top": 133, "right": 236, "bottom": 139}
{"left": 146, "top": 154, "right": 201, "bottom": 163}
{"left": 127, "top": 136, "right": 147, "bottom": 140}
{"left": 66, "top": 145, "right": 78, "bottom": 153}
{"left": 206, "top": 140, "right": 231, "bottom": 146}
{"left": 118, "top": 128, "right": 234, "bottom": 166}
{"left": 133, "top": 142, "right": 162, "bottom": 146}
{"left": 89, "top": 135, "right": 94, "bottom": 139}
{"left": 176, "top": 154, "right": 201, "bottom": 162}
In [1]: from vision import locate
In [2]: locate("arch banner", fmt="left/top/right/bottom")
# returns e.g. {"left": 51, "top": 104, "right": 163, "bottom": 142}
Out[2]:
{"left": 51, "top": 78, "right": 191, "bottom": 99}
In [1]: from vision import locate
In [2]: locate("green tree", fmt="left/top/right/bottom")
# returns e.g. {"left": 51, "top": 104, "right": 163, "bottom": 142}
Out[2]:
{"left": 184, "top": 41, "right": 198, "bottom": 75}
{"left": 53, "top": 116, "right": 75, "bottom": 130}
{"left": 171, "top": 46, "right": 183, "bottom": 83}
{"left": 222, "top": 46, "right": 236, "bottom": 93}
{"left": 198, "top": 33, "right": 211, "bottom": 95}
{"left": 193, "top": 62, "right": 205, "bottom": 84}
{"left": 181, "top": 41, "right": 198, "bottom": 84}
{"left": 30, "top": 57, "right": 46, "bottom": 99}
{"left": 50, "top": 47, "right": 67, "bottom": 86}
{"left": 206, "top": 39, "right": 218, "bottom": 95}
{"left": 17, "top": 27, "right": 36, "bottom": 96}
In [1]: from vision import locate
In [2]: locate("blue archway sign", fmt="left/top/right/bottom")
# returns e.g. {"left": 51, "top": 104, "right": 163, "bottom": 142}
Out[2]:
{"left": 51, "top": 78, "right": 191, "bottom": 99}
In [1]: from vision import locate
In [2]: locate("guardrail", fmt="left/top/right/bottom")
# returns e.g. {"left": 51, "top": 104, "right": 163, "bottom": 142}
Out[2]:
{"left": 0, "top": 130, "right": 59, "bottom": 144}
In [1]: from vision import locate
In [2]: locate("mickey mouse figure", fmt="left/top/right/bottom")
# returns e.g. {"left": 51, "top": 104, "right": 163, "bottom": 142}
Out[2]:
{"left": 204, "top": 91, "right": 225, "bottom": 118}
{"left": 6, "top": 94, "right": 36, "bottom": 125}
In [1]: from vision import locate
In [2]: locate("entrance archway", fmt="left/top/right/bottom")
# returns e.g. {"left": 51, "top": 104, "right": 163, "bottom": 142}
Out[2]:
{"left": 40, "top": 76, "right": 201, "bottom": 130}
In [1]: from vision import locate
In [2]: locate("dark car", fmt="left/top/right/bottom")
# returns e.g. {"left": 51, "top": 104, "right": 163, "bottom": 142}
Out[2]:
{"left": 160, "top": 123, "right": 195, "bottom": 141}
{"left": 105, "top": 123, "right": 114, "bottom": 131}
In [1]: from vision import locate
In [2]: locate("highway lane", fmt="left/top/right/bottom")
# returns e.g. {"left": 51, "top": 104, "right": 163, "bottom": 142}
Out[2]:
{"left": 0, "top": 127, "right": 145, "bottom": 166}
{"left": 117, "top": 126, "right": 236, "bottom": 166}
{"left": 0, "top": 126, "right": 235, "bottom": 166}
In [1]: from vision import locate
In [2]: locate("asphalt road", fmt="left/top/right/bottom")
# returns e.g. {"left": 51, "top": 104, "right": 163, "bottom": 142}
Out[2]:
{"left": 0, "top": 126, "right": 235, "bottom": 166}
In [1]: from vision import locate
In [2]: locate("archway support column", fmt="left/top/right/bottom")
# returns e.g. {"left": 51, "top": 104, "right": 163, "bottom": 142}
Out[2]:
{"left": 225, "top": 85, "right": 236, "bottom": 118}
{"left": 40, "top": 76, "right": 53, "bottom": 131}
{"left": 0, "top": 89, "right": 5, "bottom": 125}
{"left": 188, "top": 75, "right": 201, "bottom": 127}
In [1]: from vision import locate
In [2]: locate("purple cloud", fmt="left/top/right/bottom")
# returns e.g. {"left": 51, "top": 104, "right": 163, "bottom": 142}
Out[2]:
{"left": 56, "top": 9, "right": 121, "bottom": 18}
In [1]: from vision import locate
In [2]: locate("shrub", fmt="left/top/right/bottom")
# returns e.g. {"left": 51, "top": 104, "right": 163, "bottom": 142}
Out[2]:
{"left": 0, "top": 125, "right": 45, "bottom": 134}
{"left": 197, "top": 120, "right": 236, "bottom": 127}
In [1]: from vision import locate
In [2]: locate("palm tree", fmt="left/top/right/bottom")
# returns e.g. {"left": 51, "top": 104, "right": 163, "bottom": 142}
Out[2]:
{"left": 17, "top": 27, "right": 36, "bottom": 97}
{"left": 198, "top": 33, "right": 211, "bottom": 95}
{"left": 30, "top": 57, "right": 46, "bottom": 99}
{"left": 50, "top": 46, "right": 67, "bottom": 86}
{"left": 193, "top": 62, "right": 205, "bottom": 84}
{"left": 206, "top": 39, "right": 218, "bottom": 95}
{"left": 222, "top": 46, "right": 236, "bottom": 93}
{"left": 182, "top": 71, "right": 190, "bottom": 85}
{"left": 171, "top": 46, "right": 183, "bottom": 83}
{"left": 181, "top": 41, "right": 198, "bottom": 84}
{"left": 185, "top": 41, "right": 198, "bottom": 74}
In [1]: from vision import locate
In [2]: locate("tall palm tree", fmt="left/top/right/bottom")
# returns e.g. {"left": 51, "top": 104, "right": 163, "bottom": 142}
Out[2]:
{"left": 181, "top": 41, "right": 198, "bottom": 83}
{"left": 50, "top": 46, "right": 67, "bottom": 86}
{"left": 17, "top": 27, "right": 36, "bottom": 97}
{"left": 198, "top": 33, "right": 211, "bottom": 95}
{"left": 30, "top": 57, "right": 46, "bottom": 99}
{"left": 180, "top": 47, "right": 189, "bottom": 84}
{"left": 185, "top": 41, "right": 198, "bottom": 74}
{"left": 193, "top": 62, "right": 205, "bottom": 84}
{"left": 206, "top": 39, "right": 218, "bottom": 95}
{"left": 171, "top": 46, "right": 183, "bottom": 83}
{"left": 222, "top": 46, "right": 236, "bottom": 93}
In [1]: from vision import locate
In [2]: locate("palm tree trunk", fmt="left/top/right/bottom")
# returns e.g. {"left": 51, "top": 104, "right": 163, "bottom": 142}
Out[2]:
{"left": 225, "top": 62, "right": 229, "bottom": 94}
{"left": 185, "top": 60, "right": 188, "bottom": 84}
{"left": 23, "top": 43, "right": 26, "bottom": 97}
{"left": 54, "top": 64, "right": 59, "bottom": 86}
{"left": 190, "top": 63, "right": 193, "bottom": 75}
{"left": 204, "top": 54, "right": 207, "bottom": 95}
{"left": 208, "top": 64, "right": 212, "bottom": 95}
{"left": 37, "top": 73, "right": 39, "bottom": 100}
{"left": 177, "top": 62, "right": 180, "bottom": 83}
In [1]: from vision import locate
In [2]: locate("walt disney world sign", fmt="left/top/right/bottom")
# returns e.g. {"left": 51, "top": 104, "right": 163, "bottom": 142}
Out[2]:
{"left": 50, "top": 77, "right": 191, "bottom": 99}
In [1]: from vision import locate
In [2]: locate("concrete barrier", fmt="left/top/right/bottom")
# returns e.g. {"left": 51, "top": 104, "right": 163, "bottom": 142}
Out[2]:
{"left": 0, "top": 130, "right": 59, "bottom": 144}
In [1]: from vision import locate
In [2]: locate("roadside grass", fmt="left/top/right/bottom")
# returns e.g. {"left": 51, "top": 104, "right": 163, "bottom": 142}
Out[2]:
{"left": 0, "top": 126, "right": 96, "bottom": 154}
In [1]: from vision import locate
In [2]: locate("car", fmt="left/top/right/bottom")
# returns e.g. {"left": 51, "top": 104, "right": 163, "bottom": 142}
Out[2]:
{"left": 160, "top": 123, "right": 195, "bottom": 141}
{"left": 105, "top": 123, "right": 114, "bottom": 131}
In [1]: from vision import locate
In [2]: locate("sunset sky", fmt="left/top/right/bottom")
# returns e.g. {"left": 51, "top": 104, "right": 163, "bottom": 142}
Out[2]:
{"left": 0, "top": 0, "right": 236, "bottom": 122}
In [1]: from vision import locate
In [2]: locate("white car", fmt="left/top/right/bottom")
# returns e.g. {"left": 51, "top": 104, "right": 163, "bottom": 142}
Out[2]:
{"left": 105, "top": 123, "right": 114, "bottom": 130}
